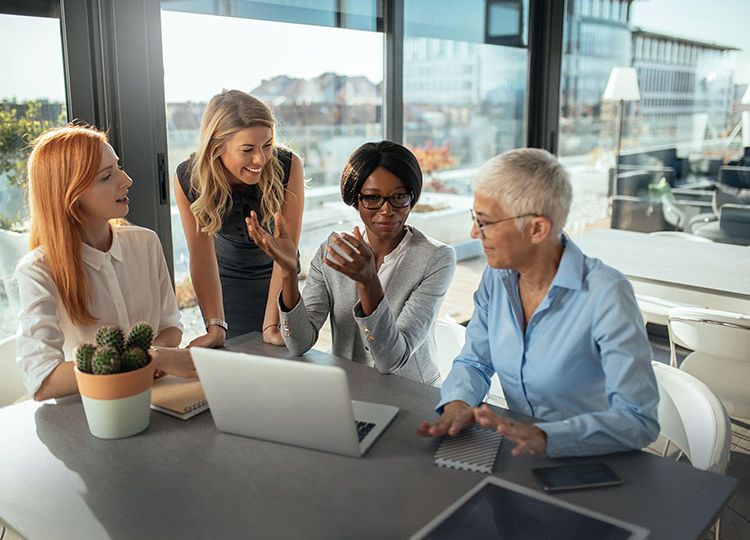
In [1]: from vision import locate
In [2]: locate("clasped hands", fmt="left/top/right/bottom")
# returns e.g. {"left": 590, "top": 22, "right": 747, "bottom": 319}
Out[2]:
{"left": 417, "top": 401, "right": 548, "bottom": 457}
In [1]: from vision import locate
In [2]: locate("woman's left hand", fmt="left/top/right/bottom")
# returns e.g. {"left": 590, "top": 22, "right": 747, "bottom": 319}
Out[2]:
{"left": 323, "top": 227, "right": 378, "bottom": 285}
{"left": 262, "top": 324, "right": 285, "bottom": 346}
{"left": 474, "top": 404, "right": 547, "bottom": 457}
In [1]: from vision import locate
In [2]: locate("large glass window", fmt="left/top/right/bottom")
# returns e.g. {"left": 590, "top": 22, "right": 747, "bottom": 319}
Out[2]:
{"left": 558, "top": 0, "right": 749, "bottom": 238}
{"left": 0, "top": 8, "right": 68, "bottom": 339}
{"left": 160, "top": 2, "right": 384, "bottom": 342}
{"left": 402, "top": 0, "right": 529, "bottom": 248}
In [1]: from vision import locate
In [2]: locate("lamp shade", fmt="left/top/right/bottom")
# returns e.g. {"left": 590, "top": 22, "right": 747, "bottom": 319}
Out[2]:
{"left": 603, "top": 67, "right": 641, "bottom": 101}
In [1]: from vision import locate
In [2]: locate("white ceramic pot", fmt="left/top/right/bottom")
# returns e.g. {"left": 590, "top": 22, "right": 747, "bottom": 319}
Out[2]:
{"left": 74, "top": 361, "right": 155, "bottom": 439}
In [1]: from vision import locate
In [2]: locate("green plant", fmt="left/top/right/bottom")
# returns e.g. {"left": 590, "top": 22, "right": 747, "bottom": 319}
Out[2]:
{"left": 0, "top": 100, "right": 66, "bottom": 191}
{"left": 126, "top": 322, "right": 154, "bottom": 351}
{"left": 121, "top": 347, "right": 150, "bottom": 372}
{"left": 96, "top": 325, "right": 125, "bottom": 353}
{"left": 75, "top": 343, "right": 96, "bottom": 374}
{"left": 75, "top": 323, "right": 155, "bottom": 375}
{"left": 93, "top": 346, "right": 121, "bottom": 375}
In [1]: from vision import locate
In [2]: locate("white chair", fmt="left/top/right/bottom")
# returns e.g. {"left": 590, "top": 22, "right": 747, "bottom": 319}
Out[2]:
{"left": 651, "top": 362, "right": 731, "bottom": 473}
{"left": 651, "top": 362, "right": 731, "bottom": 540}
{"left": 0, "top": 336, "right": 27, "bottom": 407}
{"left": 667, "top": 307, "right": 750, "bottom": 420}
{"left": 648, "top": 230, "right": 713, "bottom": 242}
{"left": 433, "top": 318, "right": 506, "bottom": 407}
{"left": 634, "top": 293, "right": 697, "bottom": 327}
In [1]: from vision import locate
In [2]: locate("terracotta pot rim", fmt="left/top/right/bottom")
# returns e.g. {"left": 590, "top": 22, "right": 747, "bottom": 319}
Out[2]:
{"left": 75, "top": 360, "right": 154, "bottom": 400}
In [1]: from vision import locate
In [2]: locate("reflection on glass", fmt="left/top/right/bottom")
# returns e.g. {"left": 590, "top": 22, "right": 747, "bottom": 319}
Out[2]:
{"left": 160, "top": 7, "right": 383, "bottom": 340}
{"left": 0, "top": 12, "right": 68, "bottom": 339}
{"left": 558, "top": 0, "right": 748, "bottom": 239}
{"left": 403, "top": 0, "right": 529, "bottom": 200}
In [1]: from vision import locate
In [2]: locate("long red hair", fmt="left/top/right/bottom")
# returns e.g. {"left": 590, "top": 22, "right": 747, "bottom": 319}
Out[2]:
{"left": 27, "top": 125, "right": 109, "bottom": 325}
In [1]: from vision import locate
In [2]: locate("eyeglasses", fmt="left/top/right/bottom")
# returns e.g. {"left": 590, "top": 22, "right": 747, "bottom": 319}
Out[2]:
{"left": 470, "top": 209, "right": 540, "bottom": 239}
{"left": 359, "top": 192, "right": 414, "bottom": 210}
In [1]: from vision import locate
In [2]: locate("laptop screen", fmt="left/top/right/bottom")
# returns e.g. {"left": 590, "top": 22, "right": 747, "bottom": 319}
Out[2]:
{"left": 413, "top": 477, "right": 648, "bottom": 540}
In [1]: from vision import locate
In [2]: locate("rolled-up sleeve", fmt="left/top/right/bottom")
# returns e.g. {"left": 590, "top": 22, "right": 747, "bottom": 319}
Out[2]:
{"left": 437, "top": 267, "right": 496, "bottom": 412}
{"left": 15, "top": 260, "right": 66, "bottom": 398}
{"left": 537, "top": 278, "right": 660, "bottom": 457}
{"left": 353, "top": 245, "right": 455, "bottom": 374}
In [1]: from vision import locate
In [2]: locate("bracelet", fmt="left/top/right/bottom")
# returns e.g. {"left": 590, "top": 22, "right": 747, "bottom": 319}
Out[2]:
{"left": 263, "top": 324, "right": 279, "bottom": 333}
{"left": 206, "top": 318, "right": 228, "bottom": 332}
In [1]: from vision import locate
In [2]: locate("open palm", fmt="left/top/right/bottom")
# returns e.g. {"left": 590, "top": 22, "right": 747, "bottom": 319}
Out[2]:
{"left": 245, "top": 210, "right": 297, "bottom": 274}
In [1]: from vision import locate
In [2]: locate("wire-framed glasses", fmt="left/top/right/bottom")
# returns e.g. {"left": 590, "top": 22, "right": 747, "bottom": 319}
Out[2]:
{"left": 470, "top": 209, "right": 540, "bottom": 239}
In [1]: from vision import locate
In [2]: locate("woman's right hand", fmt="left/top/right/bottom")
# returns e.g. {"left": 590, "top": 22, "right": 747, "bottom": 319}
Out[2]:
{"left": 416, "top": 401, "right": 476, "bottom": 437}
{"left": 150, "top": 346, "right": 197, "bottom": 379}
{"left": 246, "top": 211, "right": 297, "bottom": 275}
{"left": 187, "top": 325, "right": 226, "bottom": 348}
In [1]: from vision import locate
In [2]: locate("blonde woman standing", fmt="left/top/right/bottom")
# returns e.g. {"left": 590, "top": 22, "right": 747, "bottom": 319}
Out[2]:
{"left": 174, "top": 90, "right": 305, "bottom": 346}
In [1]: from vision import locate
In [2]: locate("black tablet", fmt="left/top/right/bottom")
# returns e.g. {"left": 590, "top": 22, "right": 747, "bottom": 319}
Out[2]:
{"left": 533, "top": 462, "right": 624, "bottom": 492}
{"left": 411, "top": 476, "right": 648, "bottom": 540}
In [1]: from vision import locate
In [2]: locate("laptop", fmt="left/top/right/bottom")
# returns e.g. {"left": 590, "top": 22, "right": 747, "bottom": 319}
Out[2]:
{"left": 190, "top": 348, "right": 399, "bottom": 457}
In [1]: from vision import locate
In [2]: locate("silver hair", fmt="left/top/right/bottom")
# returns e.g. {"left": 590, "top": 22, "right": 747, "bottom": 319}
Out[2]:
{"left": 473, "top": 148, "right": 572, "bottom": 236}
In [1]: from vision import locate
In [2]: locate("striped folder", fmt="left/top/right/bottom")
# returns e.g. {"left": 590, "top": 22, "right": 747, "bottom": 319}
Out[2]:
{"left": 434, "top": 426, "right": 503, "bottom": 474}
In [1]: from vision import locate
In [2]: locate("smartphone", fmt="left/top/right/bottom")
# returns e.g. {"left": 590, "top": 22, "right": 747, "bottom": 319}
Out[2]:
{"left": 532, "top": 462, "right": 623, "bottom": 492}
{"left": 326, "top": 232, "right": 357, "bottom": 263}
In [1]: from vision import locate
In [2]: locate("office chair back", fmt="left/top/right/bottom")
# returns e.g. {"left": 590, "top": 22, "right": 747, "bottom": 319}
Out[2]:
{"left": 668, "top": 307, "right": 750, "bottom": 420}
{"left": 0, "top": 336, "right": 27, "bottom": 407}
{"left": 652, "top": 362, "right": 731, "bottom": 474}
{"left": 433, "top": 318, "right": 507, "bottom": 407}
{"left": 434, "top": 318, "right": 466, "bottom": 382}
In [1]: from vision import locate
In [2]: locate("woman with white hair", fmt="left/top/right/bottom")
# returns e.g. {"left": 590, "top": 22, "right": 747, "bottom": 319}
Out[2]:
{"left": 417, "top": 148, "right": 659, "bottom": 458}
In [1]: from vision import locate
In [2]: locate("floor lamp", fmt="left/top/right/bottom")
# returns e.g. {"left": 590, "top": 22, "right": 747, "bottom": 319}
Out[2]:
{"left": 603, "top": 67, "right": 641, "bottom": 195}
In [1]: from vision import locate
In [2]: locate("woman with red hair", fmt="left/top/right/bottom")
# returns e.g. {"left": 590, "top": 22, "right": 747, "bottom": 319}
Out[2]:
{"left": 16, "top": 124, "right": 194, "bottom": 401}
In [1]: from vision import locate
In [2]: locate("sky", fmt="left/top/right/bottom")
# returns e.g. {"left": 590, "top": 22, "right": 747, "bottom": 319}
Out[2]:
{"left": 0, "top": 1, "right": 748, "bottom": 102}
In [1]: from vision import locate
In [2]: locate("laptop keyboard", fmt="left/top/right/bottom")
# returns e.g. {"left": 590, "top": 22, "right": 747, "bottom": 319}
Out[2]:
{"left": 356, "top": 421, "right": 376, "bottom": 442}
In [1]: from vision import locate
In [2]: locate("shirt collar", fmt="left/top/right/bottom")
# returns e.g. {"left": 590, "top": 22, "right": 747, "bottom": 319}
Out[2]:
{"left": 81, "top": 226, "right": 123, "bottom": 270}
{"left": 549, "top": 233, "right": 584, "bottom": 291}
{"left": 499, "top": 233, "right": 584, "bottom": 291}
{"left": 362, "top": 226, "right": 413, "bottom": 264}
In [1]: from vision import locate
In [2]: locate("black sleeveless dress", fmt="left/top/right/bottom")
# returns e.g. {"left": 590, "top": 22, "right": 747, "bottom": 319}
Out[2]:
{"left": 176, "top": 148, "right": 294, "bottom": 338}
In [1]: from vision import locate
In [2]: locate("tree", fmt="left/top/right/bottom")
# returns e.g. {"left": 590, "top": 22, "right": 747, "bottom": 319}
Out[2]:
{"left": 0, "top": 100, "right": 66, "bottom": 191}
{"left": 409, "top": 140, "right": 458, "bottom": 194}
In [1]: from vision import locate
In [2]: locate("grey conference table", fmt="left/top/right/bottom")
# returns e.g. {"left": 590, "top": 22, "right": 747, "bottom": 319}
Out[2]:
{"left": 0, "top": 333, "right": 737, "bottom": 540}
{"left": 574, "top": 228, "right": 750, "bottom": 313}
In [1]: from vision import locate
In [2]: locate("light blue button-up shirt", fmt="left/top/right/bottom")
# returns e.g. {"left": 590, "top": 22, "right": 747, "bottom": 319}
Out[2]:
{"left": 438, "top": 236, "right": 660, "bottom": 457}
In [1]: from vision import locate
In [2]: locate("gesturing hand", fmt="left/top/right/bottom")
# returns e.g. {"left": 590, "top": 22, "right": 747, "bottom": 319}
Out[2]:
{"left": 323, "top": 227, "right": 378, "bottom": 286}
{"left": 475, "top": 404, "right": 547, "bottom": 457}
{"left": 416, "top": 401, "right": 476, "bottom": 437}
{"left": 246, "top": 210, "right": 297, "bottom": 275}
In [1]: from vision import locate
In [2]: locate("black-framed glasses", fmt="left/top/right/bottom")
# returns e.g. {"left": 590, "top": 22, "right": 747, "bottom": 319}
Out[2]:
{"left": 358, "top": 192, "right": 414, "bottom": 210}
{"left": 470, "top": 209, "right": 540, "bottom": 239}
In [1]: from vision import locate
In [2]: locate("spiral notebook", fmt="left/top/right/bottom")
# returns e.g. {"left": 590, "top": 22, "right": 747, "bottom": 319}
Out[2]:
{"left": 151, "top": 376, "right": 209, "bottom": 420}
{"left": 434, "top": 426, "right": 503, "bottom": 474}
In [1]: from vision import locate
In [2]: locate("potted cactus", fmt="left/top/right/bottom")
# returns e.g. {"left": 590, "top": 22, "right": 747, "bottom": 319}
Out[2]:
{"left": 74, "top": 322, "right": 156, "bottom": 439}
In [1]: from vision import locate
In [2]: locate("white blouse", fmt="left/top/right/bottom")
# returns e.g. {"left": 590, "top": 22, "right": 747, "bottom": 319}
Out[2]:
{"left": 15, "top": 225, "right": 182, "bottom": 396}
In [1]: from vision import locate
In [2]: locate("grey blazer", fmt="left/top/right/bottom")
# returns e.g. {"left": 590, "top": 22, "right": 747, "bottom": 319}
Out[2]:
{"left": 279, "top": 227, "right": 456, "bottom": 385}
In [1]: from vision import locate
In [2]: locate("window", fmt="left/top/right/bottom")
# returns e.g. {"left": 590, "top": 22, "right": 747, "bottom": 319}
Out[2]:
{"left": 0, "top": 7, "right": 68, "bottom": 339}
{"left": 403, "top": 0, "right": 529, "bottom": 204}
{"left": 160, "top": 1, "right": 384, "bottom": 341}
{"left": 558, "top": 0, "right": 747, "bottom": 238}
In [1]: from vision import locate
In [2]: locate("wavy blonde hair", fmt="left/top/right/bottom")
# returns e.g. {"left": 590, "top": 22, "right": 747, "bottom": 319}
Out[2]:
{"left": 27, "top": 125, "right": 108, "bottom": 325}
{"left": 190, "top": 90, "right": 285, "bottom": 234}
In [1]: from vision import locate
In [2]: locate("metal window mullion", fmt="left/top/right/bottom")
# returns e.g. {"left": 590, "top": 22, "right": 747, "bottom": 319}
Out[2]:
{"left": 384, "top": 0, "right": 403, "bottom": 143}
{"left": 526, "top": 0, "right": 564, "bottom": 154}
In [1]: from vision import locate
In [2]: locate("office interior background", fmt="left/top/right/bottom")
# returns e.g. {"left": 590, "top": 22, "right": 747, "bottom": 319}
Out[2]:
{"left": 0, "top": 0, "right": 748, "bottom": 341}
